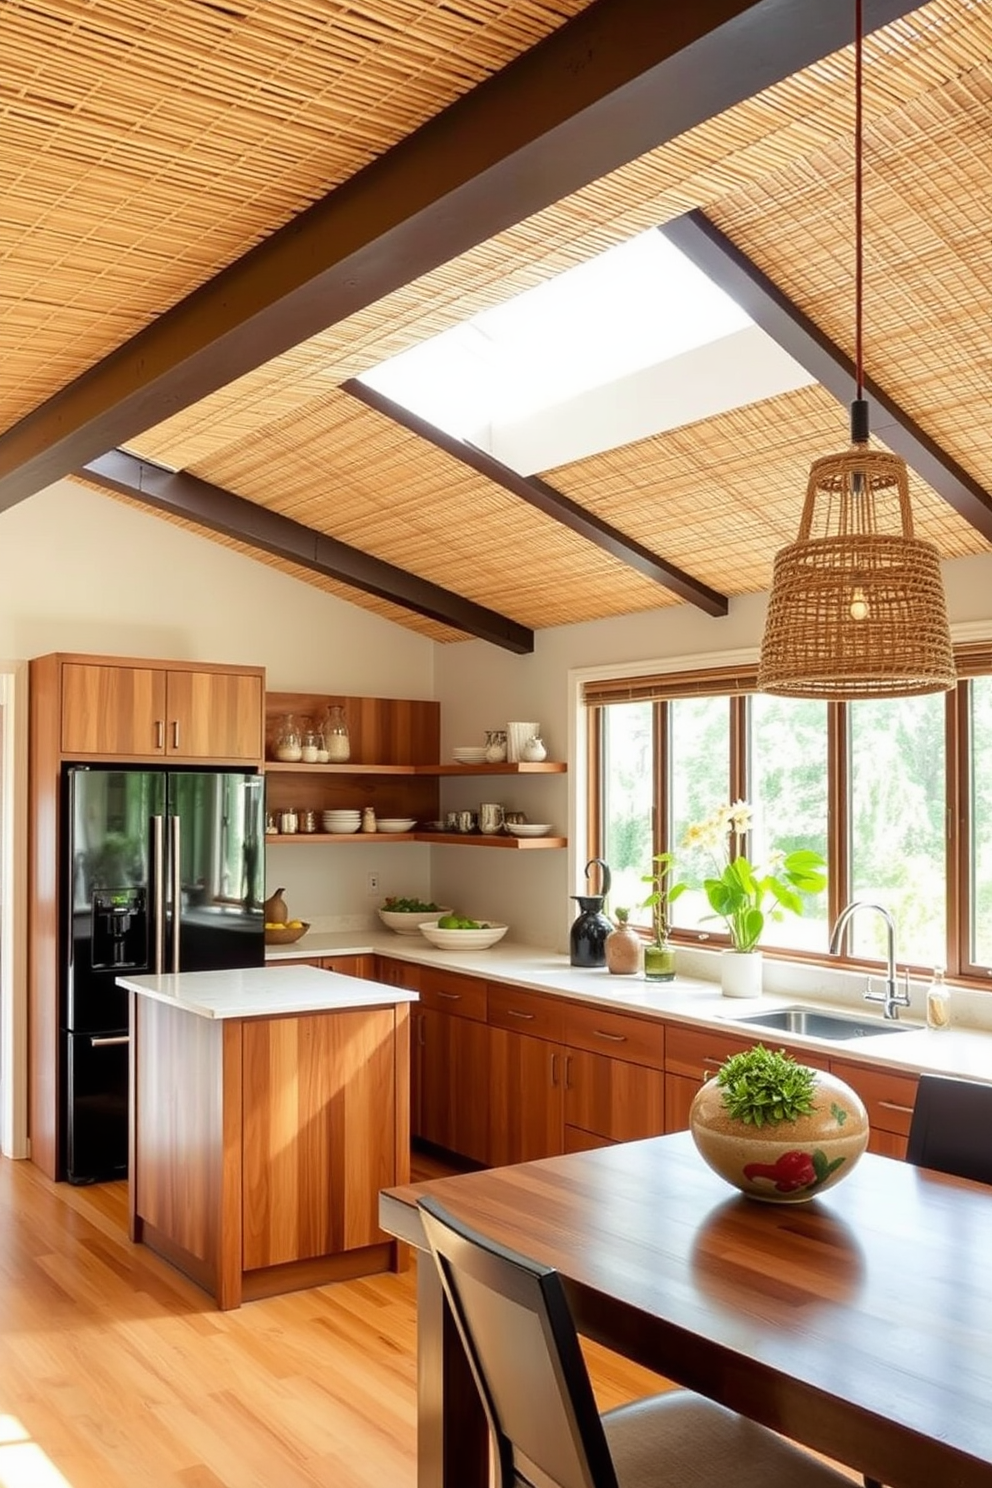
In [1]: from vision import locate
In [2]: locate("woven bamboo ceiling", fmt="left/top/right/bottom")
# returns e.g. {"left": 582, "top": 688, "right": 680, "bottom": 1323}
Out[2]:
{"left": 4, "top": 0, "right": 992, "bottom": 649}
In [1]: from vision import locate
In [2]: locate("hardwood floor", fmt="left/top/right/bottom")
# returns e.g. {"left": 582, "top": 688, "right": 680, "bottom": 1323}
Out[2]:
{"left": 0, "top": 1150, "right": 676, "bottom": 1488}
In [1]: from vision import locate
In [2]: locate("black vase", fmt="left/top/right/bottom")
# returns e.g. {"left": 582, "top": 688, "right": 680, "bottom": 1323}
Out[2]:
{"left": 569, "top": 858, "right": 613, "bottom": 967}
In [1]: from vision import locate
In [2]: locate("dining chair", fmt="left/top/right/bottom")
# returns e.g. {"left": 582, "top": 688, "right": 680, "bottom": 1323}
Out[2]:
{"left": 859, "top": 1074, "right": 992, "bottom": 1488}
{"left": 905, "top": 1072, "right": 992, "bottom": 1184}
{"left": 417, "top": 1194, "right": 853, "bottom": 1488}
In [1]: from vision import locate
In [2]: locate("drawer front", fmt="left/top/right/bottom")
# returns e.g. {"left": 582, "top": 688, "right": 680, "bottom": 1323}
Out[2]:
{"left": 563, "top": 1002, "right": 664, "bottom": 1070}
{"left": 419, "top": 968, "right": 488, "bottom": 1022}
{"left": 375, "top": 956, "right": 422, "bottom": 993}
{"left": 665, "top": 1023, "right": 829, "bottom": 1080}
{"left": 488, "top": 984, "right": 565, "bottom": 1043}
{"left": 321, "top": 954, "right": 373, "bottom": 979}
{"left": 829, "top": 1059, "right": 918, "bottom": 1136}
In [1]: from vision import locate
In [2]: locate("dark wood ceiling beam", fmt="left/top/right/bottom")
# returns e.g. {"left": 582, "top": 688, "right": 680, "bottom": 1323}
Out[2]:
{"left": 79, "top": 451, "right": 534, "bottom": 654}
{"left": 661, "top": 210, "right": 992, "bottom": 543}
{"left": 0, "top": 0, "right": 920, "bottom": 510}
{"left": 343, "top": 380, "right": 729, "bottom": 617}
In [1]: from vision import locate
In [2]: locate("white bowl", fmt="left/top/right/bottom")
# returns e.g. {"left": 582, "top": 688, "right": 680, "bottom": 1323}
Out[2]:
{"left": 327, "top": 822, "right": 362, "bottom": 834}
{"left": 378, "top": 906, "right": 452, "bottom": 935}
{"left": 376, "top": 819, "right": 417, "bottom": 833}
{"left": 418, "top": 920, "right": 508, "bottom": 950}
{"left": 505, "top": 822, "right": 553, "bottom": 838}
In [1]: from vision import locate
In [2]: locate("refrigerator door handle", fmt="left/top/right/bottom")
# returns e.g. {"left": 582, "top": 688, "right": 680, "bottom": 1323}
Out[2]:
{"left": 91, "top": 1034, "right": 130, "bottom": 1047}
{"left": 171, "top": 813, "right": 181, "bottom": 971}
{"left": 153, "top": 814, "right": 165, "bottom": 973}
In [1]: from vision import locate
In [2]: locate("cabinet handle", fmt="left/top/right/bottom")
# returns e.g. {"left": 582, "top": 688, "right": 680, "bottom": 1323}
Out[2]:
{"left": 593, "top": 1028, "right": 626, "bottom": 1043}
{"left": 551, "top": 1051, "right": 559, "bottom": 1086}
{"left": 172, "top": 720, "right": 180, "bottom": 750}
{"left": 437, "top": 991, "right": 461, "bottom": 1002}
{"left": 418, "top": 1016, "right": 426, "bottom": 1047}
{"left": 701, "top": 1056, "right": 724, "bottom": 1069}
{"left": 91, "top": 1034, "right": 129, "bottom": 1048}
{"left": 506, "top": 1008, "right": 535, "bottom": 1020}
{"left": 155, "top": 720, "right": 164, "bottom": 749}
{"left": 564, "top": 1054, "right": 572, "bottom": 1090}
{"left": 878, "top": 1099, "right": 915, "bottom": 1115}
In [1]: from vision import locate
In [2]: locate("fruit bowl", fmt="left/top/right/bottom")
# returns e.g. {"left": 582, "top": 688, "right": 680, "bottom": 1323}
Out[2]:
{"left": 418, "top": 920, "right": 508, "bottom": 951}
{"left": 264, "top": 921, "right": 310, "bottom": 945}
{"left": 378, "top": 905, "right": 452, "bottom": 935}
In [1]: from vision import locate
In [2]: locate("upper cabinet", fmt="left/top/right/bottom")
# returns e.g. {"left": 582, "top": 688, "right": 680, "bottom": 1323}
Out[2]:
{"left": 38, "top": 654, "right": 265, "bottom": 765}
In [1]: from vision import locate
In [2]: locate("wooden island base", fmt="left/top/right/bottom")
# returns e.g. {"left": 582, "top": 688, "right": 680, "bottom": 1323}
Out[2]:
{"left": 127, "top": 973, "right": 411, "bottom": 1310}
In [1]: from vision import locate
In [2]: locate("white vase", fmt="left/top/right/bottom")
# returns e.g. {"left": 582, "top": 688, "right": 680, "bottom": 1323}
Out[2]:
{"left": 720, "top": 949, "right": 763, "bottom": 998}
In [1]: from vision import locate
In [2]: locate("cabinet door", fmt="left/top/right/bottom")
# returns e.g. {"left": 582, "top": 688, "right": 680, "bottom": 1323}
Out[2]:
{"left": 488, "top": 1026, "right": 563, "bottom": 1166}
{"left": 564, "top": 1047, "right": 664, "bottom": 1145}
{"left": 166, "top": 669, "right": 263, "bottom": 760}
{"left": 242, "top": 1008, "right": 397, "bottom": 1270}
{"left": 829, "top": 1059, "right": 918, "bottom": 1159}
{"left": 418, "top": 1008, "right": 490, "bottom": 1164}
{"left": 321, "top": 954, "right": 373, "bottom": 978}
{"left": 664, "top": 1071, "right": 704, "bottom": 1134}
{"left": 61, "top": 663, "right": 166, "bottom": 756}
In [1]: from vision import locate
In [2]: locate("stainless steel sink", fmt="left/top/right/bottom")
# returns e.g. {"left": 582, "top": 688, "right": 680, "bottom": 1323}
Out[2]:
{"left": 731, "top": 1005, "right": 910, "bottom": 1040}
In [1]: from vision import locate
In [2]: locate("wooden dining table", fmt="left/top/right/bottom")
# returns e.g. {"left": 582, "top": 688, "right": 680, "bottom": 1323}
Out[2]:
{"left": 379, "top": 1131, "right": 992, "bottom": 1488}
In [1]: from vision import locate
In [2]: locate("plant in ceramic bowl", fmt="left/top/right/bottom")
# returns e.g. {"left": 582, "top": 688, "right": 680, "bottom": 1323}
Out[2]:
{"left": 689, "top": 1044, "right": 869, "bottom": 1203}
{"left": 640, "top": 851, "right": 685, "bottom": 981}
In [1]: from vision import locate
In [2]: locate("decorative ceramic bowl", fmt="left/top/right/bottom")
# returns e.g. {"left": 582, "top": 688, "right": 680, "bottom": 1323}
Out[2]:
{"left": 689, "top": 1067, "right": 869, "bottom": 1203}
{"left": 378, "top": 906, "right": 452, "bottom": 935}
{"left": 505, "top": 822, "right": 553, "bottom": 837}
{"left": 376, "top": 818, "right": 417, "bottom": 833}
{"left": 264, "top": 921, "right": 310, "bottom": 945}
{"left": 418, "top": 921, "right": 508, "bottom": 950}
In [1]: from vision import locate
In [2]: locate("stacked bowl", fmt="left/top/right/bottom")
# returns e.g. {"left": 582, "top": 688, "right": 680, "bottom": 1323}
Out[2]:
{"left": 322, "top": 809, "right": 361, "bottom": 834}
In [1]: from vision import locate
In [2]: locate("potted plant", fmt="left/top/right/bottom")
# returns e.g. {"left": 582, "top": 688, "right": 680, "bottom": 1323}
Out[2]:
{"left": 684, "top": 800, "right": 827, "bottom": 997}
{"left": 640, "top": 851, "right": 686, "bottom": 982}
{"left": 604, "top": 906, "right": 641, "bottom": 976}
{"left": 689, "top": 1044, "right": 869, "bottom": 1204}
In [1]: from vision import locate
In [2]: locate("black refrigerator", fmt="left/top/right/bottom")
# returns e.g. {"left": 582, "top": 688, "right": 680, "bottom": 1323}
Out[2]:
{"left": 61, "top": 765, "right": 265, "bottom": 1183}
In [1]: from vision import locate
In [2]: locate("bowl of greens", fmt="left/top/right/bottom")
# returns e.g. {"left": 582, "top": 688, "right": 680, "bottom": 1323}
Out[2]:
{"left": 378, "top": 897, "right": 452, "bottom": 935}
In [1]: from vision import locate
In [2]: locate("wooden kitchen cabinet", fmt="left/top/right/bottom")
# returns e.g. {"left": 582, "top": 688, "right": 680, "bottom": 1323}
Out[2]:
{"left": 562, "top": 1003, "right": 665, "bottom": 1149}
{"left": 415, "top": 968, "right": 490, "bottom": 1164}
{"left": 829, "top": 1058, "right": 918, "bottom": 1157}
{"left": 58, "top": 657, "right": 263, "bottom": 762}
{"left": 268, "top": 954, "right": 372, "bottom": 977}
{"left": 488, "top": 985, "right": 566, "bottom": 1165}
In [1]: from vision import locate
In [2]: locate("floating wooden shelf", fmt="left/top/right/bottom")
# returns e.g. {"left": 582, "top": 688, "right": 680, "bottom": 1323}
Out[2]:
{"left": 266, "top": 831, "right": 566, "bottom": 848}
{"left": 263, "top": 760, "right": 566, "bottom": 776}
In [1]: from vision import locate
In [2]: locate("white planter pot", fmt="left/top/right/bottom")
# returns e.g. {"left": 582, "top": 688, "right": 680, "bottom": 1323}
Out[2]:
{"left": 720, "top": 949, "right": 763, "bottom": 998}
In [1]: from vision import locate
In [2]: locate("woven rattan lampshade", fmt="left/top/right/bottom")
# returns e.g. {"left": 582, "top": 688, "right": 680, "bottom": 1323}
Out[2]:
{"left": 758, "top": 0, "right": 955, "bottom": 701}
{"left": 758, "top": 441, "right": 956, "bottom": 697}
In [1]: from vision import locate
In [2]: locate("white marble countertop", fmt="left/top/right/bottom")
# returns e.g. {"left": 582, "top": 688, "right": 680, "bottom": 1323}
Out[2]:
{"left": 117, "top": 963, "right": 418, "bottom": 1020}
{"left": 266, "top": 927, "right": 992, "bottom": 1083}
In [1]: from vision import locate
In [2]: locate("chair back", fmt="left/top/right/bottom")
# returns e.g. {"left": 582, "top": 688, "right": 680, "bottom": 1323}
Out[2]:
{"left": 418, "top": 1195, "right": 618, "bottom": 1488}
{"left": 906, "top": 1073, "right": 992, "bottom": 1184}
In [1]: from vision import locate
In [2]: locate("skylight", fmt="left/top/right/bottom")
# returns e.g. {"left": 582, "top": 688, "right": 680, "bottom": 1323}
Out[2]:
{"left": 359, "top": 227, "right": 813, "bottom": 475}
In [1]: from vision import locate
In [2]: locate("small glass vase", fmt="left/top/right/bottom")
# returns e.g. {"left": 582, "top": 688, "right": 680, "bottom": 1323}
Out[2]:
{"left": 644, "top": 939, "right": 676, "bottom": 982}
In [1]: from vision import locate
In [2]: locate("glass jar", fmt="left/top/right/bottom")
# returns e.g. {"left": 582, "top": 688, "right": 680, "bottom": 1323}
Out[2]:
{"left": 324, "top": 705, "right": 350, "bottom": 762}
{"left": 484, "top": 729, "right": 508, "bottom": 763}
{"left": 301, "top": 726, "right": 320, "bottom": 764}
{"left": 274, "top": 714, "right": 303, "bottom": 763}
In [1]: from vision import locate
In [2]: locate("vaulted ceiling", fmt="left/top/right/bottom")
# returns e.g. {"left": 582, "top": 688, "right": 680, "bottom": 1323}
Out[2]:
{"left": 3, "top": 0, "right": 991, "bottom": 651}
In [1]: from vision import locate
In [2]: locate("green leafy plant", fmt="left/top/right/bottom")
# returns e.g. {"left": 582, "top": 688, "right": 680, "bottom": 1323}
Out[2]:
{"left": 685, "top": 800, "right": 827, "bottom": 953}
{"left": 613, "top": 906, "right": 631, "bottom": 925}
{"left": 717, "top": 1045, "right": 818, "bottom": 1127}
{"left": 640, "top": 851, "right": 687, "bottom": 944}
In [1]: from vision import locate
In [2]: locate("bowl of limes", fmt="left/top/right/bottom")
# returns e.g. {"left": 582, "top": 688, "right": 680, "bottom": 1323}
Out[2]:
{"left": 418, "top": 916, "right": 508, "bottom": 951}
{"left": 378, "top": 898, "right": 453, "bottom": 935}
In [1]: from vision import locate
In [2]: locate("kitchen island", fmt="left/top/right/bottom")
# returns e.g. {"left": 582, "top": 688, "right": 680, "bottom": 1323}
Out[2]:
{"left": 118, "top": 964, "right": 416, "bottom": 1309}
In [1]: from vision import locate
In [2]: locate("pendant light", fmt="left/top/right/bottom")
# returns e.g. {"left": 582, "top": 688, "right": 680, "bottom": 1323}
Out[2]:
{"left": 757, "top": 0, "right": 955, "bottom": 700}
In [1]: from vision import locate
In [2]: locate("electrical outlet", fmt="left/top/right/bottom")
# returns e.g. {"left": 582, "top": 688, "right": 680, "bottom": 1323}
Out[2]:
{"left": 367, "top": 871, "right": 380, "bottom": 895}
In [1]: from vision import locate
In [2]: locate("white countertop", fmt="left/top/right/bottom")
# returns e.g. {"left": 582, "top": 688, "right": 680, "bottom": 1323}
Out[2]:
{"left": 266, "top": 927, "right": 992, "bottom": 1083}
{"left": 117, "top": 963, "right": 418, "bottom": 1019}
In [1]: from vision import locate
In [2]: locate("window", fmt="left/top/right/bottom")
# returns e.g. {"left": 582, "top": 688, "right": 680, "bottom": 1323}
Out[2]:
{"left": 585, "top": 648, "right": 992, "bottom": 983}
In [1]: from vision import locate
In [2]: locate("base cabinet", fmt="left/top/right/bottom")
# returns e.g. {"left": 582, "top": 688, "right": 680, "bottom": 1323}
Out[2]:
{"left": 829, "top": 1059, "right": 918, "bottom": 1158}
{"left": 488, "top": 1026, "right": 563, "bottom": 1166}
{"left": 413, "top": 968, "right": 490, "bottom": 1165}
{"left": 130, "top": 992, "right": 410, "bottom": 1309}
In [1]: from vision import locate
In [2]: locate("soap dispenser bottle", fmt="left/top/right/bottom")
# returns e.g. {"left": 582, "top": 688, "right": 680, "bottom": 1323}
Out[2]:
{"left": 926, "top": 966, "right": 950, "bottom": 1030}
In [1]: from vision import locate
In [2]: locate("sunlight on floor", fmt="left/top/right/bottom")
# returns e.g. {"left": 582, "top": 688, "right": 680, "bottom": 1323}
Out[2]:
{"left": 0, "top": 1415, "right": 74, "bottom": 1488}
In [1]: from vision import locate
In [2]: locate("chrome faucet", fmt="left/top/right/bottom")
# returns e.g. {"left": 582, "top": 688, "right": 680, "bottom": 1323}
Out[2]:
{"left": 829, "top": 901, "right": 911, "bottom": 1020}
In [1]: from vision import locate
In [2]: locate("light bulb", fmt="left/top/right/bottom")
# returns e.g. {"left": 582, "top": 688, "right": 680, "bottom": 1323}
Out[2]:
{"left": 849, "top": 586, "right": 869, "bottom": 622}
